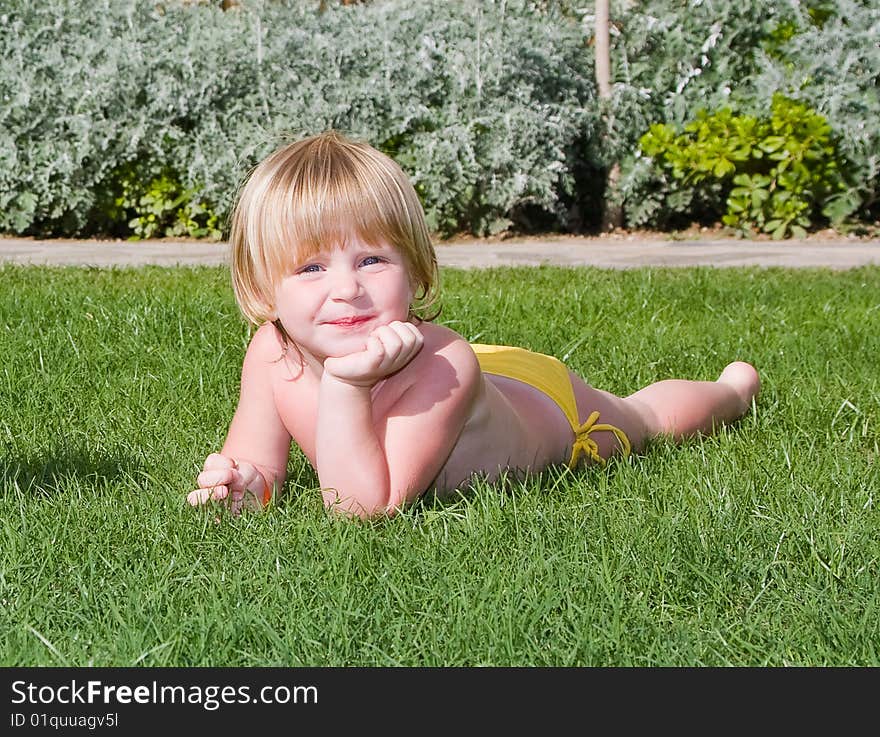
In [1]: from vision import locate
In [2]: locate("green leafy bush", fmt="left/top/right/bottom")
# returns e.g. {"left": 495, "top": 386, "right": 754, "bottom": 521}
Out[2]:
{"left": 609, "top": 0, "right": 878, "bottom": 230}
{"left": 750, "top": 0, "right": 880, "bottom": 225}
{"left": 110, "top": 167, "right": 223, "bottom": 240}
{"left": 639, "top": 95, "right": 847, "bottom": 238}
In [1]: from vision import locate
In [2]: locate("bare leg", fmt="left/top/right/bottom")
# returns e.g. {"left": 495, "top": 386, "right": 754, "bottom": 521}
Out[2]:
{"left": 568, "top": 362, "right": 759, "bottom": 461}
{"left": 625, "top": 361, "right": 760, "bottom": 441}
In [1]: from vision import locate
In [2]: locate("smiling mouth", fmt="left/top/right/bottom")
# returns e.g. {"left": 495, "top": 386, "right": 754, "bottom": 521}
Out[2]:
{"left": 325, "top": 315, "right": 373, "bottom": 327}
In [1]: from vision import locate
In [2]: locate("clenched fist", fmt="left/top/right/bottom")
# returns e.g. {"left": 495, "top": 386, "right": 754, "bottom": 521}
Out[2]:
{"left": 187, "top": 453, "right": 269, "bottom": 514}
{"left": 322, "top": 320, "right": 424, "bottom": 387}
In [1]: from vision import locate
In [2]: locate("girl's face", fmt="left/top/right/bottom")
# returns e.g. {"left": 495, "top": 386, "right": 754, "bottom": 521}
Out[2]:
{"left": 273, "top": 238, "right": 413, "bottom": 363}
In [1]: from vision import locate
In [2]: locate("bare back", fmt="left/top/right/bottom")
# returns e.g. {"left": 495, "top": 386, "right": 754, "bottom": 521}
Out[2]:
{"left": 259, "top": 322, "right": 575, "bottom": 496}
{"left": 433, "top": 370, "right": 574, "bottom": 491}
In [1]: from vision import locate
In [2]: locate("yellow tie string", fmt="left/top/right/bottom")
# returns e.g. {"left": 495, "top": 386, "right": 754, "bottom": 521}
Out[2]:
{"left": 569, "top": 411, "right": 632, "bottom": 468}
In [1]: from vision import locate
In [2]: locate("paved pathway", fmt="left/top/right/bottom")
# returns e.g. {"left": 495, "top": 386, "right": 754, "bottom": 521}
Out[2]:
{"left": 1, "top": 235, "right": 879, "bottom": 269}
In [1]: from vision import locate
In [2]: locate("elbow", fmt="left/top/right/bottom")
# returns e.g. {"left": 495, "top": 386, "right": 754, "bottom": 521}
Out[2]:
{"left": 323, "top": 499, "right": 400, "bottom": 521}
{"left": 357, "top": 505, "right": 402, "bottom": 521}
{"left": 321, "top": 486, "right": 412, "bottom": 521}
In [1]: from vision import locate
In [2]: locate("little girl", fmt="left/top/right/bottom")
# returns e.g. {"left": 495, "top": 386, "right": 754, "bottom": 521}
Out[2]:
{"left": 188, "top": 131, "right": 760, "bottom": 519}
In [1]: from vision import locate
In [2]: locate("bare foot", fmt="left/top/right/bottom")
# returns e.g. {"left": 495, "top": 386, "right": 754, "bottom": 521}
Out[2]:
{"left": 718, "top": 361, "right": 760, "bottom": 413}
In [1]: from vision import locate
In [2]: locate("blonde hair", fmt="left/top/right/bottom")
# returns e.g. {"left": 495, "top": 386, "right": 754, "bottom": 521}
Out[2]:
{"left": 228, "top": 130, "right": 440, "bottom": 327}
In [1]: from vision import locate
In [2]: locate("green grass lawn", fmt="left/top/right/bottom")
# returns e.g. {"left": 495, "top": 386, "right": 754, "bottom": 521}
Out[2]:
{"left": 1, "top": 264, "right": 878, "bottom": 666}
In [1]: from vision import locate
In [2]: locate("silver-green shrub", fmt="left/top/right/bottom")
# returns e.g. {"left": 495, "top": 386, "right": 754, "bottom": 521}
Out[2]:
{"left": 0, "top": 0, "right": 598, "bottom": 237}
{"left": 610, "top": 0, "right": 879, "bottom": 228}
{"left": 750, "top": 0, "right": 880, "bottom": 223}
{"left": 3, "top": 0, "right": 876, "bottom": 237}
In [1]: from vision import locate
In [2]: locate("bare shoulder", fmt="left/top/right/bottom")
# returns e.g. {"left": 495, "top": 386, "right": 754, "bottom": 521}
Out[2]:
{"left": 239, "top": 322, "right": 295, "bottom": 384}
{"left": 407, "top": 322, "right": 482, "bottom": 397}
{"left": 370, "top": 321, "right": 482, "bottom": 451}
{"left": 245, "top": 322, "right": 285, "bottom": 361}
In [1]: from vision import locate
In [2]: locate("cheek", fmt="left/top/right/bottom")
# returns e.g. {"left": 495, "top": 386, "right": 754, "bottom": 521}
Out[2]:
{"left": 369, "top": 273, "right": 411, "bottom": 313}
{"left": 389, "top": 283, "right": 413, "bottom": 319}
{"left": 401, "top": 280, "right": 414, "bottom": 306}
{"left": 275, "top": 281, "right": 314, "bottom": 316}
{"left": 394, "top": 275, "right": 414, "bottom": 305}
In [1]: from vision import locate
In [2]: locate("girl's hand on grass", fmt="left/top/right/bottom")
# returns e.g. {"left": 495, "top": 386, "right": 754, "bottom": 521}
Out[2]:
{"left": 187, "top": 453, "right": 266, "bottom": 514}
{"left": 322, "top": 320, "right": 423, "bottom": 388}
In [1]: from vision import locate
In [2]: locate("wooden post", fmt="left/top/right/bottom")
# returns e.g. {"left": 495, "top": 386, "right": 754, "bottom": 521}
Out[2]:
{"left": 596, "top": 0, "right": 622, "bottom": 231}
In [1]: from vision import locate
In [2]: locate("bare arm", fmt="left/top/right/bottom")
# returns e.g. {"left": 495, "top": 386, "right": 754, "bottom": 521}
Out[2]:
{"left": 316, "top": 376, "right": 388, "bottom": 516}
{"left": 188, "top": 324, "right": 292, "bottom": 510}
{"left": 317, "top": 323, "right": 479, "bottom": 519}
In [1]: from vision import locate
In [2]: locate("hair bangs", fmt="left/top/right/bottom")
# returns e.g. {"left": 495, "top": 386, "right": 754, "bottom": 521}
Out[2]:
{"left": 257, "top": 146, "right": 408, "bottom": 279}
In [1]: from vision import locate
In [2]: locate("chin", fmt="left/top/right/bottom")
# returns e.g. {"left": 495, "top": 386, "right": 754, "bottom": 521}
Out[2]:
{"left": 323, "top": 338, "right": 369, "bottom": 358}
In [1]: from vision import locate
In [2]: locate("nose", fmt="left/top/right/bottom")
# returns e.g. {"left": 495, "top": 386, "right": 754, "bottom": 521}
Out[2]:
{"left": 328, "top": 267, "right": 362, "bottom": 301}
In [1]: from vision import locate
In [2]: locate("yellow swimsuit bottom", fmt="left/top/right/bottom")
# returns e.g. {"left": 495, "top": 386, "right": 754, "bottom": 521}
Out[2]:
{"left": 470, "top": 344, "right": 631, "bottom": 468}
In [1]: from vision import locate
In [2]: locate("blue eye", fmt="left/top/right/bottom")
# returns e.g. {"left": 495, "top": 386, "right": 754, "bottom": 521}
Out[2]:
{"left": 299, "top": 263, "right": 323, "bottom": 274}
{"left": 360, "top": 256, "right": 383, "bottom": 267}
